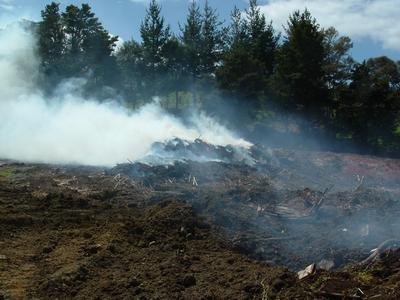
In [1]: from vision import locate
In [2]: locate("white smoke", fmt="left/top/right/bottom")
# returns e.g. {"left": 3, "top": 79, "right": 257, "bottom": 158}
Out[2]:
{"left": 0, "top": 23, "right": 250, "bottom": 167}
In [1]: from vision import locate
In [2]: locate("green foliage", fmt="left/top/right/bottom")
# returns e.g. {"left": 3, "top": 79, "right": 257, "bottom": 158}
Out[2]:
{"left": 62, "top": 4, "right": 118, "bottom": 80}
{"left": 323, "top": 27, "right": 354, "bottom": 90}
{"left": 322, "top": 27, "right": 355, "bottom": 126}
{"left": 180, "top": 0, "right": 226, "bottom": 103}
{"left": 336, "top": 57, "right": 400, "bottom": 153}
{"left": 244, "top": 0, "right": 279, "bottom": 74}
{"left": 116, "top": 40, "right": 144, "bottom": 103}
{"left": 163, "top": 37, "right": 188, "bottom": 108}
{"left": 181, "top": 0, "right": 203, "bottom": 79}
{"left": 274, "top": 9, "right": 327, "bottom": 122}
{"left": 139, "top": 0, "right": 171, "bottom": 97}
{"left": 38, "top": 2, "right": 64, "bottom": 79}
{"left": 0, "top": 168, "right": 16, "bottom": 178}
{"left": 217, "top": 48, "right": 266, "bottom": 102}
{"left": 216, "top": 0, "right": 279, "bottom": 111}
{"left": 140, "top": 0, "right": 170, "bottom": 71}
{"left": 35, "top": 1, "right": 400, "bottom": 156}
{"left": 38, "top": 2, "right": 118, "bottom": 93}
{"left": 199, "top": 0, "right": 225, "bottom": 76}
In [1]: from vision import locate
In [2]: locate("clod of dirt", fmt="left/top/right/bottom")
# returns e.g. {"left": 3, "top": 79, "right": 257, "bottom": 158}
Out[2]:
{"left": 177, "top": 274, "right": 197, "bottom": 288}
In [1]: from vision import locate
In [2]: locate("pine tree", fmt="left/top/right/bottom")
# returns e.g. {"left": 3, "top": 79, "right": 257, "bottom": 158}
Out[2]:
{"left": 199, "top": 0, "right": 225, "bottom": 76}
{"left": 323, "top": 27, "right": 354, "bottom": 91}
{"left": 229, "top": 6, "right": 246, "bottom": 50}
{"left": 140, "top": 0, "right": 170, "bottom": 96}
{"left": 60, "top": 4, "right": 118, "bottom": 91}
{"left": 245, "top": 0, "right": 279, "bottom": 76}
{"left": 116, "top": 40, "right": 145, "bottom": 103}
{"left": 217, "top": 1, "right": 279, "bottom": 111}
{"left": 62, "top": 4, "right": 117, "bottom": 55}
{"left": 321, "top": 27, "right": 354, "bottom": 131}
{"left": 163, "top": 37, "right": 187, "bottom": 109}
{"left": 38, "top": 2, "right": 65, "bottom": 77}
{"left": 181, "top": 0, "right": 203, "bottom": 80}
{"left": 274, "top": 9, "right": 327, "bottom": 124}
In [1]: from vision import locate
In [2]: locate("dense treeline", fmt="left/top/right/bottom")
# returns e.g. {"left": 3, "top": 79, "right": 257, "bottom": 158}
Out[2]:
{"left": 37, "top": 0, "right": 400, "bottom": 156}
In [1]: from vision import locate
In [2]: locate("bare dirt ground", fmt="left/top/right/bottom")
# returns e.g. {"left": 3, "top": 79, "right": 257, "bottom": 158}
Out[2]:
{"left": 0, "top": 147, "right": 400, "bottom": 299}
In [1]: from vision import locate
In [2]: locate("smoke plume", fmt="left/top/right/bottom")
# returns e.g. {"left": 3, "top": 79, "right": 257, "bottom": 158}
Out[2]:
{"left": 0, "top": 23, "right": 250, "bottom": 166}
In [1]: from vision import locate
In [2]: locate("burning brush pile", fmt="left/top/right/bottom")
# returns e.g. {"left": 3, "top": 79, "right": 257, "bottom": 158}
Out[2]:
{"left": 112, "top": 138, "right": 400, "bottom": 270}
{"left": 139, "top": 138, "right": 255, "bottom": 165}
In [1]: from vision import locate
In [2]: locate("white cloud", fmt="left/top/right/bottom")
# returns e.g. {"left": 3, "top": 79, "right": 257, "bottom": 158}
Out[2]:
{"left": 0, "top": 0, "right": 14, "bottom": 11}
{"left": 258, "top": 0, "right": 400, "bottom": 52}
{"left": 127, "top": 0, "right": 178, "bottom": 3}
{"left": 0, "top": 4, "right": 14, "bottom": 11}
{"left": 128, "top": 0, "right": 160, "bottom": 2}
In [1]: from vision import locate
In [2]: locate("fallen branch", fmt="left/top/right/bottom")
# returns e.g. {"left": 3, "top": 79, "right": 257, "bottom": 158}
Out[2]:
{"left": 313, "top": 291, "right": 361, "bottom": 299}
{"left": 311, "top": 185, "right": 334, "bottom": 214}
{"left": 192, "top": 176, "right": 198, "bottom": 186}
{"left": 353, "top": 174, "right": 365, "bottom": 192}
{"left": 359, "top": 239, "right": 400, "bottom": 268}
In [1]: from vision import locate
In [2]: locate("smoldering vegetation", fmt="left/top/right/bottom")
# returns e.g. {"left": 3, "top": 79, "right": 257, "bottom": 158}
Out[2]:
{"left": 110, "top": 138, "right": 400, "bottom": 271}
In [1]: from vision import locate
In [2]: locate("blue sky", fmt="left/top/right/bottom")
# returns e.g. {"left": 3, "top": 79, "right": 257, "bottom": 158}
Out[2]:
{"left": 1, "top": 0, "right": 399, "bottom": 62}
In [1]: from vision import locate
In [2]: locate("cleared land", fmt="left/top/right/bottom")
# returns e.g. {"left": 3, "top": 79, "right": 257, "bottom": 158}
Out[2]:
{"left": 1, "top": 147, "right": 400, "bottom": 299}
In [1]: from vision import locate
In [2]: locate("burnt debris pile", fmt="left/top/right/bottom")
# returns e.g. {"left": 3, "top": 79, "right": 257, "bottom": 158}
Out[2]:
{"left": 108, "top": 139, "right": 400, "bottom": 271}
{"left": 139, "top": 138, "right": 256, "bottom": 165}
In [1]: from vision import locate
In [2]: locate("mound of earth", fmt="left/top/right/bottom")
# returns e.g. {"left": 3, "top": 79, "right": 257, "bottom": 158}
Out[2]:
{"left": 0, "top": 163, "right": 301, "bottom": 299}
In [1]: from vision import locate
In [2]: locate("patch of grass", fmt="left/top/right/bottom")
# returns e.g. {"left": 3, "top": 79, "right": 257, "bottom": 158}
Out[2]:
{"left": 357, "top": 271, "right": 375, "bottom": 285}
{"left": 260, "top": 279, "right": 270, "bottom": 300}
{"left": 309, "top": 276, "right": 329, "bottom": 290}
{"left": 0, "top": 167, "right": 16, "bottom": 178}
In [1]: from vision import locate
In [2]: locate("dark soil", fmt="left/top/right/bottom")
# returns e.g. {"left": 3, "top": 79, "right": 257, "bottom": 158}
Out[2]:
{"left": 1, "top": 147, "right": 400, "bottom": 299}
